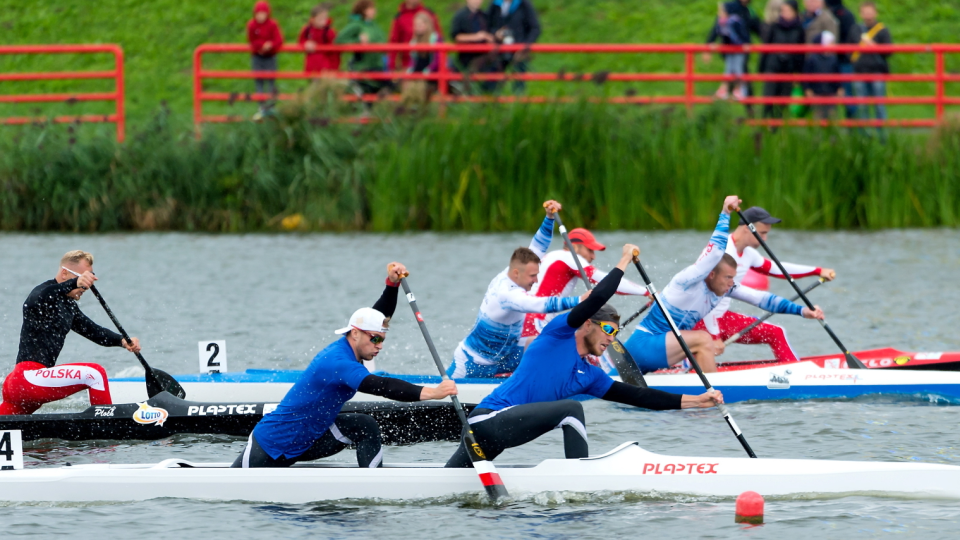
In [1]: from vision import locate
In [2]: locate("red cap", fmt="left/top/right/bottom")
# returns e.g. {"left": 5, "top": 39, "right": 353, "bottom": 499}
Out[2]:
{"left": 568, "top": 228, "right": 605, "bottom": 251}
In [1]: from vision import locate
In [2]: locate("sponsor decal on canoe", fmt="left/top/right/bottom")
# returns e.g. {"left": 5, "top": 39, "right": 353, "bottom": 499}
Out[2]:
{"left": 824, "top": 358, "right": 843, "bottom": 369}
{"left": 133, "top": 402, "right": 169, "bottom": 426}
{"left": 642, "top": 463, "right": 718, "bottom": 475}
{"left": 916, "top": 352, "right": 943, "bottom": 360}
{"left": 263, "top": 403, "right": 279, "bottom": 415}
{"left": 894, "top": 356, "right": 911, "bottom": 366}
{"left": 94, "top": 406, "right": 116, "bottom": 417}
{"left": 186, "top": 404, "right": 258, "bottom": 416}
{"left": 612, "top": 341, "right": 625, "bottom": 354}
{"left": 767, "top": 370, "right": 791, "bottom": 390}
{"left": 804, "top": 373, "right": 863, "bottom": 383}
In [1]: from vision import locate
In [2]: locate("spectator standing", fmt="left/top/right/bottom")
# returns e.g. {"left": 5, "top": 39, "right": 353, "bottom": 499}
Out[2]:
{"left": 408, "top": 11, "right": 442, "bottom": 75}
{"left": 852, "top": 1, "right": 892, "bottom": 136}
{"left": 336, "top": 0, "right": 390, "bottom": 95}
{"left": 826, "top": 0, "right": 860, "bottom": 119}
{"left": 299, "top": 4, "right": 341, "bottom": 73}
{"left": 387, "top": 1, "right": 443, "bottom": 71}
{"left": 803, "top": 30, "right": 843, "bottom": 120}
{"left": 487, "top": 0, "right": 541, "bottom": 93}
{"left": 451, "top": 0, "right": 495, "bottom": 72}
{"left": 247, "top": 1, "right": 284, "bottom": 119}
{"left": 763, "top": 0, "right": 784, "bottom": 24}
{"left": 802, "top": 0, "right": 838, "bottom": 43}
{"left": 705, "top": 2, "right": 751, "bottom": 100}
{"left": 760, "top": 0, "right": 805, "bottom": 118}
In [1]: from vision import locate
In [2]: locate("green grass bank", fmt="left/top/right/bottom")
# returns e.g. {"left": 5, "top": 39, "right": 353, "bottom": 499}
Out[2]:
{"left": 4, "top": 102, "right": 959, "bottom": 232}
{"left": 2, "top": 0, "right": 959, "bottom": 125}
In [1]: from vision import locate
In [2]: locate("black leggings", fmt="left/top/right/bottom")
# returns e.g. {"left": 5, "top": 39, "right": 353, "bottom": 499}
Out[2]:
{"left": 445, "top": 400, "right": 588, "bottom": 468}
{"left": 231, "top": 413, "right": 383, "bottom": 468}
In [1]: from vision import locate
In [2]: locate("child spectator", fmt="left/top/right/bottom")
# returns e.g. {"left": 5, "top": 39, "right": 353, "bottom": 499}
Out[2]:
{"left": 387, "top": 0, "right": 443, "bottom": 71}
{"left": 299, "top": 4, "right": 341, "bottom": 73}
{"left": 705, "top": 2, "right": 751, "bottom": 100}
{"left": 336, "top": 0, "right": 390, "bottom": 95}
{"left": 247, "top": 1, "right": 284, "bottom": 118}
{"left": 803, "top": 30, "right": 843, "bottom": 120}
{"left": 408, "top": 11, "right": 441, "bottom": 75}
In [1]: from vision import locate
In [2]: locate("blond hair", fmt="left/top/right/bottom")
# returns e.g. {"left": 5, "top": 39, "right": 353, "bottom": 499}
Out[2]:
{"left": 61, "top": 250, "right": 94, "bottom": 266}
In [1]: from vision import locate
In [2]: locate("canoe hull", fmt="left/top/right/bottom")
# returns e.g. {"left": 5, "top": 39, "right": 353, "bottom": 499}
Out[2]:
{"left": 3, "top": 443, "right": 959, "bottom": 503}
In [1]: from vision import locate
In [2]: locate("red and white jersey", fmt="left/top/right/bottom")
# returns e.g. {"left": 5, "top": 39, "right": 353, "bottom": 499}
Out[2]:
{"left": 521, "top": 250, "right": 647, "bottom": 338}
{"left": 703, "top": 237, "right": 821, "bottom": 335}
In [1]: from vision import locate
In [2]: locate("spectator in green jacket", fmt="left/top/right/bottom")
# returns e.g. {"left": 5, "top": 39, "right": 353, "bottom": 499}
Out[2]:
{"left": 335, "top": 0, "right": 390, "bottom": 94}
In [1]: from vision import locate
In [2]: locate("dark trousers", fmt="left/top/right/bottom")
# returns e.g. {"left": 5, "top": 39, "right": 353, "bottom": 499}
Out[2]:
{"left": 232, "top": 413, "right": 383, "bottom": 468}
{"left": 445, "top": 400, "right": 588, "bottom": 468}
{"left": 762, "top": 80, "right": 794, "bottom": 119}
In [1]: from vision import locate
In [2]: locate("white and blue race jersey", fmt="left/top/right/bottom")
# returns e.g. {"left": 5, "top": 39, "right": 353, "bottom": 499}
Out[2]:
{"left": 456, "top": 216, "right": 580, "bottom": 365}
{"left": 636, "top": 212, "right": 802, "bottom": 336}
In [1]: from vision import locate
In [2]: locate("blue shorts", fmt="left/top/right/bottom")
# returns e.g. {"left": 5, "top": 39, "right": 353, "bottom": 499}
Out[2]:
{"left": 446, "top": 345, "right": 523, "bottom": 379}
{"left": 623, "top": 330, "right": 669, "bottom": 373}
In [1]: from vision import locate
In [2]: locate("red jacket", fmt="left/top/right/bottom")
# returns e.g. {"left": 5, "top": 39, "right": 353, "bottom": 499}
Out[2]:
{"left": 247, "top": 1, "right": 284, "bottom": 57}
{"left": 298, "top": 21, "right": 341, "bottom": 71}
{"left": 387, "top": 2, "right": 443, "bottom": 69}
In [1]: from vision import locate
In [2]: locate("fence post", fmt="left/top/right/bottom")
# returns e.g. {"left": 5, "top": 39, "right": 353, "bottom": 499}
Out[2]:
{"left": 114, "top": 46, "right": 125, "bottom": 143}
{"left": 193, "top": 46, "right": 203, "bottom": 138}
{"left": 936, "top": 49, "right": 945, "bottom": 122}
{"left": 685, "top": 49, "right": 695, "bottom": 115}
{"left": 438, "top": 48, "right": 449, "bottom": 115}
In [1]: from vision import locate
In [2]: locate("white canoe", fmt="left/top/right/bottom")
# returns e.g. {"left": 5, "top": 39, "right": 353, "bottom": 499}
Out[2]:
{"left": 4, "top": 442, "right": 960, "bottom": 503}
{"left": 110, "top": 361, "right": 960, "bottom": 405}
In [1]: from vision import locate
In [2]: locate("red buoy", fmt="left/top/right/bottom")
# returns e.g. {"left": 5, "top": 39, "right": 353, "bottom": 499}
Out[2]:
{"left": 735, "top": 491, "right": 764, "bottom": 524}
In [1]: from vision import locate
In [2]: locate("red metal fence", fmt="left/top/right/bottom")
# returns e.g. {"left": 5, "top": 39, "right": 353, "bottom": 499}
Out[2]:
{"left": 0, "top": 45, "right": 125, "bottom": 141}
{"left": 194, "top": 42, "right": 960, "bottom": 132}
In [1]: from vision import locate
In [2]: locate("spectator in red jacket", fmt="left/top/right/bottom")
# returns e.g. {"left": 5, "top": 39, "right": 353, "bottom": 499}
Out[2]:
{"left": 387, "top": 0, "right": 443, "bottom": 70}
{"left": 247, "top": 0, "right": 284, "bottom": 118}
{"left": 299, "top": 4, "right": 341, "bottom": 73}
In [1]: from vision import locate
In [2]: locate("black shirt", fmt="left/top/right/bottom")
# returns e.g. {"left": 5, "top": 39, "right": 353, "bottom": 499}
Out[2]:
{"left": 450, "top": 6, "right": 490, "bottom": 70}
{"left": 17, "top": 278, "right": 123, "bottom": 368}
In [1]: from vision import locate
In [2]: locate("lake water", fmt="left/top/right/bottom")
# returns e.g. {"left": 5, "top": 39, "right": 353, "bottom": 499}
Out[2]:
{"left": 1, "top": 229, "right": 959, "bottom": 539}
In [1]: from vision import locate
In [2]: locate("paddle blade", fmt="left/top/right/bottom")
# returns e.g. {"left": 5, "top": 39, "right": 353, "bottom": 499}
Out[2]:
{"left": 464, "top": 430, "right": 509, "bottom": 501}
{"left": 145, "top": 368, "right": 186, "bottom": 399}
{"left": 608, "top": 340, "right": 648, "bottom": 388}
{"left": 845, "top": 352, "right": 868, "bottom": 370}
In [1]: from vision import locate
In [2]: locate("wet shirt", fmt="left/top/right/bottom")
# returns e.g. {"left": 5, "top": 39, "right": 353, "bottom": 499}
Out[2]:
{"left": 477, "top": 313, "right": 614, "bottom": 411}
{"left": 17, "top": 278, "right": 123, "bottom": 368}
{"left": 253, "top": 337, "right": 370, "bottom": 459}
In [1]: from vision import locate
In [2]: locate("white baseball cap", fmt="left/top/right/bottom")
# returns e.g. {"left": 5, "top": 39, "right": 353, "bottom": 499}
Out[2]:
{"left": 334, "top": 307, "right": 389, "bottom": 335}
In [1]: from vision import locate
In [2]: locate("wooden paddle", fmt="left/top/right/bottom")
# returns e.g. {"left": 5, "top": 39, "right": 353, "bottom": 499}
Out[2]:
{"left": 547, "top": 206, "right": 649, "bottom": 387}
{"left": 396, "top": 272, "right": 510, "bottom": 501}
{"left": 722, "top": 278, "right": 825, "bottom": 346}
{"left": 735, "top": 210, "right": 866, "bottom": 369}
{"left": 63, "top": 268, "right": 185, "bottom": 399}
{"left": 630, "top": 250, "right": 758, "bottom": 458}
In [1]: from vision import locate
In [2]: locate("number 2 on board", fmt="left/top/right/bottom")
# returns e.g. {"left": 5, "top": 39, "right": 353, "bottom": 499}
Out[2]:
{"left": 198, "top": 341, "right": 228, "bottom": 374}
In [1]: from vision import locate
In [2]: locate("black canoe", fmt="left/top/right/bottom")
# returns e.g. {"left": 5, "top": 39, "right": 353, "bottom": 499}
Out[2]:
{"left": 0, "top": 392, "right": 473, "bottom": 444}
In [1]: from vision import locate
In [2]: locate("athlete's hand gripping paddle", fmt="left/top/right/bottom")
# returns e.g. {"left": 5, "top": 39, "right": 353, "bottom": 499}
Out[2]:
{"left": 735, "top": 210, "right": 866, "bottom": 369}
{"left": 723, "top": 278, "right": 825, "bottom": 347}
{"left": 630, "top": 250, "right": 758, "bottom": 458}
{"left": 62, "top": 268, "right": 185, "bottom": 399}
{"left": 394, "top": 269, "right": 509, "bottom": 502}
{"left": 545, "top": 203, "right": 649, "bottom": 388}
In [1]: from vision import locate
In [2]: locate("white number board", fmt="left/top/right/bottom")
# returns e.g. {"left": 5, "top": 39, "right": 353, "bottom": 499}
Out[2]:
{"left": 0, "top": 430, "right": 23, "bottom": 470}
{"left": 198, "top": 341, "right": 228, "bottom": 374}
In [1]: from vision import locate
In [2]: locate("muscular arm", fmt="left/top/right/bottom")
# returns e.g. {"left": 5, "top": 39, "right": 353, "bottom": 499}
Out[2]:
{"left": 728, "top": 285, "right": 803, "bottom": 316}
{"left": 357, "top": 374, "right": 425, "bottom": 402}
{"left": 746, "top": 248, "right": 820, "bottom": 279}
{"left": 602, "top": 381, "right": 683, "bottom": 410}
{"left": 590, "top": 267, "right": 647, "bottom": 296}
{"left": 674, "top": 213, "right": 731, "bottom": 290}
{"left": 371, "top": 280, "right": 401, "bottom": 319}
{"left": 528, "top": 215, "right": 555, "bottom": 259}
{"left": 70, "top": 310, "right": 124, "bottom": 347}
{"left": 567, "top": 268, "right": 623, "bottom": 328}
{"left": 501, "top": 286, "right": 578, "bottom": 315}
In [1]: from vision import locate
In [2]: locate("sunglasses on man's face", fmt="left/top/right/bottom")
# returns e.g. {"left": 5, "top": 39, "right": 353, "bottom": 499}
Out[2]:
{"left": 359, "top": 329, "right": 386, "bottom": 345}
{"left": 593, "top": 320, "right": 620, "bottom": 337}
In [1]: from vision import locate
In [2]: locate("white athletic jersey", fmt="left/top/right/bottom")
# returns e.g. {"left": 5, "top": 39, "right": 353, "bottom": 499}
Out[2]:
{"left": 457, "top": 217, "right": 580, "bottom": 363}
{"left": 702, "top": 237, "right": 820, "bottom": 334}
{"left": 636, "top": 213, "right": 803, "bottom": 336}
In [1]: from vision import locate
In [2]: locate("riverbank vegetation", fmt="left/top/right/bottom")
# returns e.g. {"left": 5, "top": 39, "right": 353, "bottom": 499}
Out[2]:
{"left": 3, "top": 99, "right": 960, "bottom": 232}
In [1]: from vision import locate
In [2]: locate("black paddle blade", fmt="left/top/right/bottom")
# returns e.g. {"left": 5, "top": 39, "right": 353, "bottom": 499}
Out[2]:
{"left": 608, "top": 340, "right": 648, "bottom": 388}
{"left": 145, "top": 368, "right": 186, "bottom": 399}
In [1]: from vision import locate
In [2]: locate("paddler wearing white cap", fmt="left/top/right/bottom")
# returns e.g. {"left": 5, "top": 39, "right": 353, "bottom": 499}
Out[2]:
{"left": 232, "top": 262, "right": 457, "bottom": 469}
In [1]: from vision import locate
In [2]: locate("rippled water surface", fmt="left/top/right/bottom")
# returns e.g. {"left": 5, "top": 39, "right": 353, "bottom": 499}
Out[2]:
{"left": 1, "top": 229, "right": 960, "bottom": 539}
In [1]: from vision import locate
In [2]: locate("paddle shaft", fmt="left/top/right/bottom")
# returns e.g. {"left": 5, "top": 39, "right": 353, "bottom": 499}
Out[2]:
{"left": 397, "top": 276, "right": 509, "bottom": 501}
{"left": 722, "top": 278, "right": 824, "bottom": 346}
{"left": 621, "top": 300, "right": 654, "bottom": 328}
{"left": 551, "top": 212, "right": 648, "bottom": 388}
{"left": 631, "top": 253, "right": 758, "bottom": 458}
{"left": 735, "top": 211, "right": 866, "bottom": 370}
